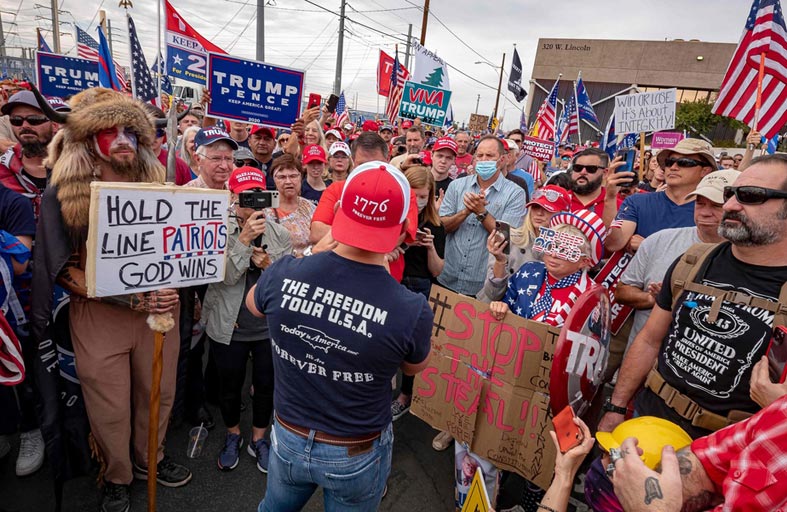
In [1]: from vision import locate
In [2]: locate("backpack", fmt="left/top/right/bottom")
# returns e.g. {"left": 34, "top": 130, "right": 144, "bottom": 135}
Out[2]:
{"left": 670, "top": 242, "right": 787, "bottom": 328}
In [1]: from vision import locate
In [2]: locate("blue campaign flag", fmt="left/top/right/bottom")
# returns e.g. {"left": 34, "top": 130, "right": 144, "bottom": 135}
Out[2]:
{"left": 601, "top": 114, "right": 617, "bottom": 160}
{"left": 763, "top": 134, "right": 780, "bottom": 154}
{"left": 152, "top": 52, "right": 173, "bottom": 95}
{"left": 206, "top": 53, "right": 304, "bottom": 128}
{"left": 36, "top": 52, "right": 99, "bottom": 97}
{"left": 96, "top": 27, "right": 120, "bottom": 90}
{"left": 38, "top": 32, "right": 52, "bottom": 52}
{"left": 398, "top": 81, "right": 452, "bottom": 126}
{"left": 575, "top": 77, "right": 599, "bottom": 126}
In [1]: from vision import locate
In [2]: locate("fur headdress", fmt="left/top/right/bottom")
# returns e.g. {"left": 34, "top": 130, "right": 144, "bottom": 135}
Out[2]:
{"left": 42, "top": 88, "right": 165, "bottom": 240}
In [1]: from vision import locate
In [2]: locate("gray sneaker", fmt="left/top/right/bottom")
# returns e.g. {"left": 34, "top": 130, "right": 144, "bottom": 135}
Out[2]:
{"left": 101, "top": 482, "right": 130, "bottom": 512}
{"left": 16, "top": 429, "right": 45, "bottom": 476}
{"left": 390, "top": 399, "right": 410, "bottom": 421}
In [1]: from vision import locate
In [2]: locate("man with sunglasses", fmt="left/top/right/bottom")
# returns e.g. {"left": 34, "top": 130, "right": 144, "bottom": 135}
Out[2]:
{"left": 144, "top": 105, "right": 192, "bottom": 186}
{"left": 598, "top": 156, "right": 787, "bottom": 445}
{"left": 0, "top": 90, "right": 54, "bottom": 220}
{"left": 567, "top": 148, "right": 634, "bottom": 227}
{"left": 605, "top": 139, "right": 716, "bottom": 254}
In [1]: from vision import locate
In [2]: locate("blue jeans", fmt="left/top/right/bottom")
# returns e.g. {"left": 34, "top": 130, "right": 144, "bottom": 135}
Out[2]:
{"left": 258, "top": 419, "right": 393, "bottom": 512}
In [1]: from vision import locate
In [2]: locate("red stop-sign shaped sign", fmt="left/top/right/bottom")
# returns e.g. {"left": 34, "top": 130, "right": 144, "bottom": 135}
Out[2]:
{"left": 549, "top": 285, "right": 612, "bottom": 417}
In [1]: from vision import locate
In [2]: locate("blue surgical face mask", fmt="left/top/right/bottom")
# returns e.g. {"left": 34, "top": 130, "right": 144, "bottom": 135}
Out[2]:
{"left": 475, "top": 160, "right": 498, "bottom": 180}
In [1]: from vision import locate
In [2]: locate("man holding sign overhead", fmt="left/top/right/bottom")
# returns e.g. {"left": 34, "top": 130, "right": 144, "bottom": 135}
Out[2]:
{"left": 29, "top": 87, "right": 191, "bottom": 512}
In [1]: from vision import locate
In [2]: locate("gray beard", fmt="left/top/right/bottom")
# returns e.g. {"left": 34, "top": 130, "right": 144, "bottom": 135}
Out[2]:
{"left": 718, "top": 212, "right": 780, "bottom": 246}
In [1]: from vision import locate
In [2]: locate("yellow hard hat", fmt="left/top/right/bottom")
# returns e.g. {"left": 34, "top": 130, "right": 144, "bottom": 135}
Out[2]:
{"left": 595, "top": 416, "right": 692, "bottom": 469}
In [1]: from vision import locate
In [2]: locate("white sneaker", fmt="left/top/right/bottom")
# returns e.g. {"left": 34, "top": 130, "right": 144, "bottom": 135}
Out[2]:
{"left": 16, "top": 429, "right": 45, "bottom": 476}
{"left": 0, "top": 435, "right": 10, "bottom": 459}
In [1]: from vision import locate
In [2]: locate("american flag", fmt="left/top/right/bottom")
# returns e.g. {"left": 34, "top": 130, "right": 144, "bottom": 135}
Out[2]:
{"left": 128, "top": 16, "right": 157, "bottom": 102}
{"left": 75, "top": 25, "right": 128, "bottom": 90}
{"left": 566, "top": 88, "right": 580, "bottom": 138}
{"left": 712, "top": 0, "right": 787, "bottom": 139}
{"left": 385, "top": 50, "right": 409, "bottom": 123}
{"left": 334, "top": 92, "right": 350, "bottom": 128}
{"left": 530, "top": 78, "right": 560, "bottom": 141}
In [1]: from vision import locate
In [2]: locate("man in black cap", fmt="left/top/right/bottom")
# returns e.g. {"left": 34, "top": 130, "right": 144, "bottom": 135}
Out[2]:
{"left": 0, "top": 90, "right": 54, "bottom": 219}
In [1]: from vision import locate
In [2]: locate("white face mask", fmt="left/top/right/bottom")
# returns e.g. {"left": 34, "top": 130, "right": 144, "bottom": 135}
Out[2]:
{"left": 417, "top": 197, "right": 429, "bottom": 212}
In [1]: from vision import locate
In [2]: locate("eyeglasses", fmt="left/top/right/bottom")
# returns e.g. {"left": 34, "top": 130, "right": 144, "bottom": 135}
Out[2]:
{"left": 664, "top": 157, "right": 707, "bottom": 168}
{"left": 203, "top": 155, "right": 234, "bottom": 165}
{"left": 278, "top": 138, "right": 290, "bottom": 144}
{"left": 274, "top": 174, "right": 301, "bottom": 181}
{"left": 235, "top": 159, "right": 260, "bottom": 169}
{"left": 9, "top": 115, "right": 49, "bottom": 127}
{"left": 723, "top": 185, "right": 787, "bottom": 205}
{"left": 572, "top": 164, "right": 603, "bottom": 174}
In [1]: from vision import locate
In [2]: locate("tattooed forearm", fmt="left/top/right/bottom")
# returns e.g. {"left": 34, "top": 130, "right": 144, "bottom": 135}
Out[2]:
{"left": 644, "top": 477, "right": 664, "bottom": 505}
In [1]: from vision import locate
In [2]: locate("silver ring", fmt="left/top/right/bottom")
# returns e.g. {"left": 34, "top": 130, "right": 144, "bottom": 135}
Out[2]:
{"left": 606, "top": 462, "right": 616, "bottom": 478}
{"left": 609, "top": 447, "right": 623, "bottom": 464}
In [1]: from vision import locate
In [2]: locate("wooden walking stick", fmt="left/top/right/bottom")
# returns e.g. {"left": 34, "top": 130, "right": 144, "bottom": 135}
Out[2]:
{"left": 146, "top": 312, "right": 174, "bottom": 512}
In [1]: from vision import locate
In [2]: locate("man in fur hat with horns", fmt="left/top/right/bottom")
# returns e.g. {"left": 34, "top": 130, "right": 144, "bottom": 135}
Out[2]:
{"left": 30, "top": 87, "right": 191, "bottom": 512}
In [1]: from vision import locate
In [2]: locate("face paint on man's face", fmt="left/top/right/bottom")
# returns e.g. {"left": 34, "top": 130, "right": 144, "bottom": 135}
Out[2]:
{"left": 94, "top": 127, "right": 138, "bottom": 160}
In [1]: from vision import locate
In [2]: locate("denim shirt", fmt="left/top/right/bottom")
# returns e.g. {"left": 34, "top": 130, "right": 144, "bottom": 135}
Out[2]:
{"left": 202, "top": 215, "right": 292, "bottom": 344}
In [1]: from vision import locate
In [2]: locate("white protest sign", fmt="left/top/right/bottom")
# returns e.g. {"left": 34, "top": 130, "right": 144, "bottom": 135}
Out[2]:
{"left": 614, "top": 89, "right": 676, "bottom": 135}
{"left": 86, "top": 182, "right": 230, "bottom": 298}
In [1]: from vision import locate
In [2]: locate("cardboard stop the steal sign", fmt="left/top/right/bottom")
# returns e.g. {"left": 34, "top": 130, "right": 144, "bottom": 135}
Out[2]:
{"left": 411, "top": 285, "right": 610, "bottom": 490}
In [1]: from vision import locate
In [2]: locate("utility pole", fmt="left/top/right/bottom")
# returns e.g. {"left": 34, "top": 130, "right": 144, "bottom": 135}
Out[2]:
{"left": 492, "top": 52, "right": 506, "bottom": 122}
{"left": 50, "top": 0, "right": 61, "bottom": 53}
{"left": 333, "top": 0, "right": 346, "bottom": 96}
{"left": 419, "top": 0, "right": 430, "bottom": 45}
{"left": 0, "top": 11, "right": 6, "bottom": 57}
{"left": 475, "top": 94, "right": 480, "bottom": 114}
{"left": 404, "top": 24, "right": 412, "bottom": 70}
{"left": 256, "top": 0, "right": 265, "bottom": 61}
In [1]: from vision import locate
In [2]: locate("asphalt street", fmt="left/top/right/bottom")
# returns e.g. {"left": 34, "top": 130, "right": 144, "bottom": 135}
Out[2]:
{"left": 0, "top": 402, "right": 456, "bottom": 512}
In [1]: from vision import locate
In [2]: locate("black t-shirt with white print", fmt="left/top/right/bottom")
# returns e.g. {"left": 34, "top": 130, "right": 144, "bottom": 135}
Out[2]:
{"left": 637, "top": 242, "right": 787, "bottom": 430}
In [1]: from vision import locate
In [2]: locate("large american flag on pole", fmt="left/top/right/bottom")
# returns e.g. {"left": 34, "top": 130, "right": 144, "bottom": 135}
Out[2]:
{"left": 712, "top": 0, "right": 787, "bottom": 138}
{"left": 530, "top": 78, "right": 560, "bottom": 141}
{"left": 127, "top": 15, "right": 157, "bottom": 102}
{"left": 385, "top": 50, "right": 409, "bottom": 123}
{"left": 75, "top": 25, "right": 128, "bottom": 91}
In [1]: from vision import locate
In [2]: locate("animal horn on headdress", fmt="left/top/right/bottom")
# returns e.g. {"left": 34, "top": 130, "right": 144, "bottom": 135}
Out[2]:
{"left": 30, "top": 85, "right": 68, "bottom": 124}
{"left": 153, "top": 106, "right": 191, "bottom": 129}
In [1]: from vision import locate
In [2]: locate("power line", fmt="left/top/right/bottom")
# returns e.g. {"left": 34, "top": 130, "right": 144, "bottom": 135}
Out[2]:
{"left": 301, "top": 0, "right": 408, "bottom": 43}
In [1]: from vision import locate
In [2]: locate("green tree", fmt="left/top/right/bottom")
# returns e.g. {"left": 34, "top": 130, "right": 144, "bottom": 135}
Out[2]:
{"left": 675, "top": 100, "right": 747, "bottom": 141}
{"left": 422, "top": 67, "right": 445, "bottom": 88}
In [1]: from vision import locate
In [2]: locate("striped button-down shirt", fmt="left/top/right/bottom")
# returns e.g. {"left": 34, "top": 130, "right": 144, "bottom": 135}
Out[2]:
{"left": 438, "top": 173, "right": 525, "bottom": 296}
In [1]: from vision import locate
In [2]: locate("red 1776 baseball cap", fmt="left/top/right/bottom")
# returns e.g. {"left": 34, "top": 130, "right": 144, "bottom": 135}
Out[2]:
{"left": 332, "top": 161, "right": 411, "bottom": 253}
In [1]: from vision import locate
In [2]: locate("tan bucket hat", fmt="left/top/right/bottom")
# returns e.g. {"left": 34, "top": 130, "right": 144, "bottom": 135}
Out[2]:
{"left": 656, "top": 138, "right": 717, "bottom": 170}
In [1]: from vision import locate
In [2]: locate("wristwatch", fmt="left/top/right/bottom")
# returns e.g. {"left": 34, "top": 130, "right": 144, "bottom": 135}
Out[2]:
{"left": 476, "top": 210, "right": 489, "bottom": 223}
{"left": 602, "top": 397, "right": 628, "bottom": 415}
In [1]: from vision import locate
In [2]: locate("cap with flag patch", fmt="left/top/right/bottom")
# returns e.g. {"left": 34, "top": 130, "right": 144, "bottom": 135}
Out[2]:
{"left": 332, "top": 161, "right": 411, "bottom": 253}
{"left": 195, "top": 126, "right": 239, "bottom": 150}
{"left": 549, "top": 209, "right": 607, "bottom": 265}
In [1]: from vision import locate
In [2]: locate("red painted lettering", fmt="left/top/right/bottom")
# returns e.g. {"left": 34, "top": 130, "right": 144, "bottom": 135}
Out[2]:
{"left": 416, "top": 366, "right": 437, "bottom": 398}
{"left": 162, "top": 226, "right": 175, "bottom": 255}
{"left": 446, "top": 302, "right": 475, "bottom": 340}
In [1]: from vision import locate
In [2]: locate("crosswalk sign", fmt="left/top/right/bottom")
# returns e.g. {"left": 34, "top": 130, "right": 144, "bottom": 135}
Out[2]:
{"left": 461, "top": 467, "right": 491, "bottom": 512}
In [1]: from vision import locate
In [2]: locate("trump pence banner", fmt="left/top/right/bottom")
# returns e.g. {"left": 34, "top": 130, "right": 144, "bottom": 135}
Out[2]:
{"left": 86, "top": 183, "right": 230, "bottom": 297}
{"left": 206, "top": 53, "right": 304, "bottom": 128}
{"left": 36, "top": 52, "right": 99, "bottom": 97}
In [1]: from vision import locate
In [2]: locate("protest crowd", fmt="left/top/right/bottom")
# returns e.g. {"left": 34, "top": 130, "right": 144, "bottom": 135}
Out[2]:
{"left": 2, "top": 2, "right": 787, "bottom": 512}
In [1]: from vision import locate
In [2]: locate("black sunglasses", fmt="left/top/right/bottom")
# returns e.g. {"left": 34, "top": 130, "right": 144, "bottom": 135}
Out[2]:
{"left": 572, "top": 164, "right": 603, "bottom": 174}
{"left": 723, "top": 186, "right": 787, "bottom": 205}
{"left": 9, "top": 115, "right": 49, "bottom": 127}
{"left": 664, "top": 156, "right": 708, "bottom": 168}
{"left": 235, "top": 159, "right": 260, "bottom": 169}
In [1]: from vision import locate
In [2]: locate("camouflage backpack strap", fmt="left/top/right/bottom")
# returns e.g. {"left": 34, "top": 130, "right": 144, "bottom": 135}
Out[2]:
{"left": 776, "top": 281, "right": 787, "bottom": 329}
{"left": 669, "top": 243, "right": 721, "bottom": 310}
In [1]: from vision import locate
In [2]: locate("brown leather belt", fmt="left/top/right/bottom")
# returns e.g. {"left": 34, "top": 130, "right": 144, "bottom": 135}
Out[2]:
{"left": 275, "top": 413, "right": 381, "bottom": 448}
{"left": 644, "top": 368, "right": 752, "bottom": 432}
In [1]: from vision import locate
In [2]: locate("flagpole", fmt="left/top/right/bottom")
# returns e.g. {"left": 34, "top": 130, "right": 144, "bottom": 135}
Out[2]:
{"left": 573, "top": 80, "right": 581, "bottom": 145}
{"left": 750, "top": 51, "right": 767, "bottom": 150}
{"left": 157, "top": 0, "right": 162, "bottom": 107}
